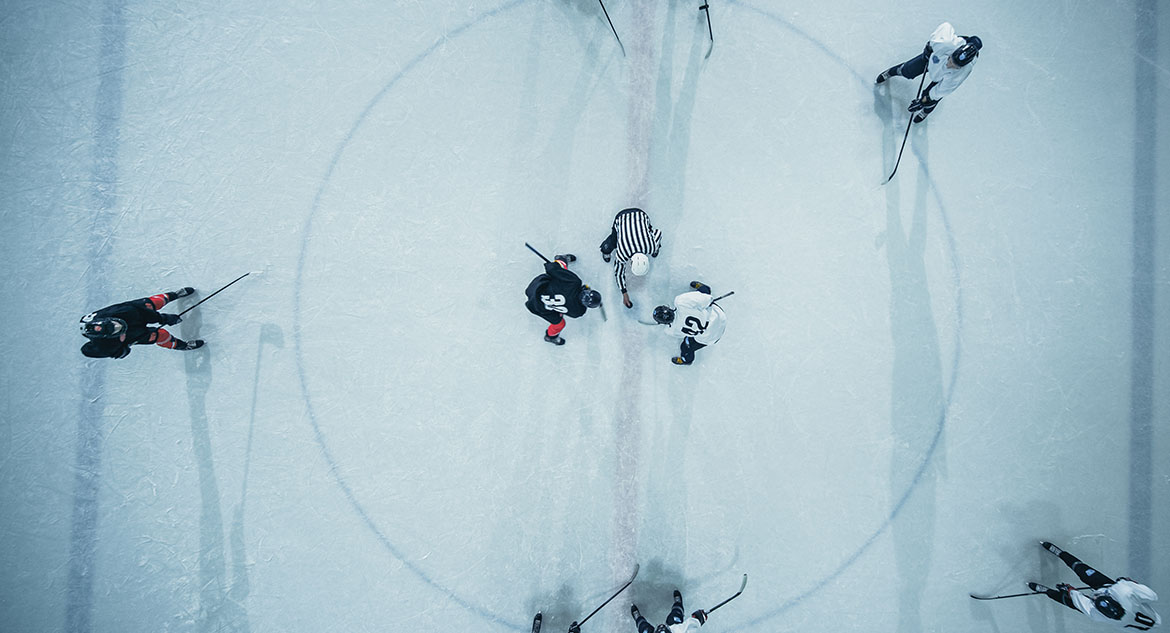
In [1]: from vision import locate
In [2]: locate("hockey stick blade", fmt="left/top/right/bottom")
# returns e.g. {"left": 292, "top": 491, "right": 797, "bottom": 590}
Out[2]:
{"left": 970, "top": 586, "right": 1089, "bottom": 601}
{"left": 707, "top": 574, "right": 747, "bottom": 613}
{"left": 700, "top": 3, "right": 713, "bottom": 59}
{"left": 598, "top": 301, "right": 608, "bottom": 322}
{"left": 578, "top": 564, "right": 640, "bottom": 626}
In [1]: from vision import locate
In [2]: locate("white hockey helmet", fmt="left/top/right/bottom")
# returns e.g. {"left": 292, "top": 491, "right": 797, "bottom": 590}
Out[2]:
{"left": 629, "top": 253, "right": 650, "bottom": 276}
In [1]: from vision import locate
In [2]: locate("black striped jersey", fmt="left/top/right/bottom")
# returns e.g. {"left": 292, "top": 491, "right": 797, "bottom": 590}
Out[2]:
{"left": 610, "top": 208, "right": 662, "bottom": 292}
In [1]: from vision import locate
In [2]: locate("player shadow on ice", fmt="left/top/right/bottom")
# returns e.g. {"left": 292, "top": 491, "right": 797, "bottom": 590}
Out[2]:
{"left": 881, "top": 127, "right": 948, "bottom": 633}
{"left": 181, "top": 310, "right": 252, "bottom": 633}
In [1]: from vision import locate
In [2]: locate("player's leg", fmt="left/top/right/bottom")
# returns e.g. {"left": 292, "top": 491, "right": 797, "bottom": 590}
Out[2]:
{"left": 630, "top": 605, "right": 654, "bottom": 633}
{"left": 672, "top": 338, "right": 706, "bottom": 365}
{"left": 1042, "top": 542, "right": 1115, "bottom": 588}
{"left": 149, "top": 328, "right": 204, "bottom": 351}
{"left": 666, "top": 590, "right": 685, "bottom": 625}
{"left": 544, "top": 317, "right": 566, "bottom": 345}
{"left": 877, "top": 52, "right": 928, "bottom": 83}
{"left": 1028, "top": 583, "right": 1081, "bottom": 612}
{"left": 143, "top": 287, "right": 195, "bottom": 310}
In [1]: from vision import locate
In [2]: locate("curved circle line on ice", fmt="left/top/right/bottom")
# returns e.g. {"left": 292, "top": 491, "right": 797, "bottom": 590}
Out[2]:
{"left": 728, "top": 1, "right": 963, "bottom": 629}
{"left": 294, "top": 1, "right": 535, "bottom": 630}
{"left": 293, "top": 2, "right": 963, "bottom": 632}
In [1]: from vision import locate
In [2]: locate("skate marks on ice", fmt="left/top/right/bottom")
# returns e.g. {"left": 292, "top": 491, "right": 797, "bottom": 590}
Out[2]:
{"left": 290, "top": 0, "right": 539, "bottom": 629}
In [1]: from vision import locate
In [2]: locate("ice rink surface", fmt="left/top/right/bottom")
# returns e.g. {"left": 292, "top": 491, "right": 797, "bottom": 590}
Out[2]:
{"left": 1, "top": 1, "right": 1168, "bottom": 632}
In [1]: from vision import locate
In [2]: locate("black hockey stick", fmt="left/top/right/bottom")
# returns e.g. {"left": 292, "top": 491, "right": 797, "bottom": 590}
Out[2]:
{"left": 525, "top": 242, "right": 552, "bottom": 264}
{"left": 883, "top": 71, "right": 927, "bottom": 185}
{"left": 708, "top": 291, "right": 734, "bottom": 306}
{"left": 597, "top": 0, "right": 626, "bottom": 57}
{"left": 970, "top": 586, "right": 1088, "bottom": 601}
{"left": 178, "top": 272, "right": 256, "bottom": 317}
{"left": 707, "top": 574, "right": 747, "bottom": 614}
{"left": 577, "top": 564, "right": 640, "bottom": 627}
{"left": 531, "top": 612, "right": 542, "bottom": 633}
{"left": 700, "top": 2, "right": 714, "bottom": 59}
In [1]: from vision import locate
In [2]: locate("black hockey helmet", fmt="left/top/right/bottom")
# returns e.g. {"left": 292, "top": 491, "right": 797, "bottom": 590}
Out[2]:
{"left": 80, "top": 313, "right": 127, "bottom": 339}
{"left": 579, "top": 287, "right": 601, "bottom": 309}
{"left": 954, "top": 36, "right": 981, "bottom": 67}
{"left": 1094, "top": 595, "right": 1125, "bottom": 620}
{"left": 652, "top": 305, "right": 675, "bottom": 325}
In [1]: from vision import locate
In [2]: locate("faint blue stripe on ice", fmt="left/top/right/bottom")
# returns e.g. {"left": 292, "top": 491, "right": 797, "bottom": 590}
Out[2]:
{"left": 293, "top": 1, "right": 534, "bottom": 629}
{"left": 67, "top": 1, "right": 127, "bottom": 632}
{"left": 729, "top": 2, "right": 963, "bottom": 629}
{"left": 1127, "top": 0, "right": 1157, "bottom": 581}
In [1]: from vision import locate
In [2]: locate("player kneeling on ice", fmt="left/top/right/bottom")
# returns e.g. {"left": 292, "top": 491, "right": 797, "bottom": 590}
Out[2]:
{"left": 525, "top": 254, "right": 602, "bottom": 346}
{"left": 875, "top": 22, "right": 982, "bottom": 123}
{"left": 1028, "top": 541, "right": 1161, "bottom": 630}
{"left": 80, "top": 287, "right": 204, "bottom": 359}
{"left": 631, "top": 590, "right": 709, "bottom": 633}
{"left": 651, "top": 281, "right": 728, "bottom": 366}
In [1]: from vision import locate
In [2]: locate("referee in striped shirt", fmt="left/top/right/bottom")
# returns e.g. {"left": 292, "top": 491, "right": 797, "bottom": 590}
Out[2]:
{"left": 599, "top": 207, "right": 662, "bottom": 308}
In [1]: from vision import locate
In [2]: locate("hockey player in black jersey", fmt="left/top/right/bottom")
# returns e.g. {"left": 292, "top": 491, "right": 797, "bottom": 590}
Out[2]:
{"left": 80, "top": 287, "right": 205, "bottom": 359}
{"left": 524, "top": 254, "right": 602, "bottom": 345}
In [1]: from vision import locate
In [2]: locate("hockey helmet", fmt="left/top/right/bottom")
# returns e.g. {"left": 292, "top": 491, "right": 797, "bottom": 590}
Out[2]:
{"left": 579, "top": 287, "right": 602, "bottom": 309}
{"left": 80, "top": 313, "right": 127, "bottom": 339}
{"left": 629, "top": 253, "right": 650, "bottom": 277}
{"left": 1094, "top": 595, "right": 1125, "bottom": 620}
{"left": 954, "top": 38, "right": 981, "bottom": 67}
{"left": 652, "top": 305, "right": 675, "bottom": 325}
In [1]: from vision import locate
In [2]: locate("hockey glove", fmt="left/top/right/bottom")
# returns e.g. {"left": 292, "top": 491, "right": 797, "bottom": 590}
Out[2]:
{"left": 908, "top": 97, "right": 932, "bottom": 112}
{"left": 923, "top": 42, "right": 933, "bottom": 57}
{"left": 158, "top": 313, "right": 182, "bottom": 326}
{"left": 692, "top": 610, "right": 708, "bottom": 625}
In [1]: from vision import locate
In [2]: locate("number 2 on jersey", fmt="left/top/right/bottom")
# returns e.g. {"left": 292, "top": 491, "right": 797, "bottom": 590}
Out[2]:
{"left": 681, "top": 315, "right": 708, "bottom": 337}
{"left": 541, "top": 294, "right": 568, "bottom": 313}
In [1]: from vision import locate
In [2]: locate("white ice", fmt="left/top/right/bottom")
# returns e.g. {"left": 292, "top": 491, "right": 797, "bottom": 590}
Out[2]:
{"left": 1, "top": 1, "right": 1168, "bottom": 632}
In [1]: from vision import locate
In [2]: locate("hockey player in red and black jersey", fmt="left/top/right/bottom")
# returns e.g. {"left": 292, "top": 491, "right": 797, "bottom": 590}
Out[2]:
{"left": 524, "top": 254, "right": 601, "bottom": 345}
{"left": 80, "top": 287, "right": 205, "bottom": 359}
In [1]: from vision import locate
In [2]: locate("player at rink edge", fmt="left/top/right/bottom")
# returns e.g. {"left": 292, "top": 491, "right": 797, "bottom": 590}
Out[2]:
{"left": 1028, "top": 541, "right": 1161, "bottom": 630}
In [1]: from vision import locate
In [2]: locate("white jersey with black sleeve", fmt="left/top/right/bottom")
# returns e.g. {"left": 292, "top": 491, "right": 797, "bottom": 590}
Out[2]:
{"left": 1067, "top": 579, "right": 1161, "bottom": 629}
{"left": 663, "top": 291, "right": 726, "bottom": 345}
{"left": 925, "top": 22, "right": 975, "bottom": 100}
{"left": 611, "top": 209, "right": 662, "bottom": 292}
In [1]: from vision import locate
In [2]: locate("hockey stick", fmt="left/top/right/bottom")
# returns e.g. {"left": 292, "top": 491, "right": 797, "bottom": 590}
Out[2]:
{"left": 708, "top": 291, "right": 734, "bottom": 306}
{"left": 700, "top": 2, "right": 713, "bottom": 59}
{"left": 577, "top": 564, "right": 640, "bottom": 627}
{"left": 970, "top": 586, "right": 1088, "bottom": 601}
{"left": 178, "top": 272, "right": 255, "bottom": 317}
{"left": 883, "top": 71, "right": 927, "bottom": 185}
{"left": 597, "top": 0, "right": 626, "bottom": 57}
{"left": 707, "top": 574, "right": 747, "bottom": 614}
{"left": 525, "top": 242, "right": 552, "bottom": 264}
{"left": 531, "top": 612, "right": 542, "bottom": 633}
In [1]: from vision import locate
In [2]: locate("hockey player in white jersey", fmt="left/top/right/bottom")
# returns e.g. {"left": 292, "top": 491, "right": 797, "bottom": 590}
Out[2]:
{"left": 599, "top": 207, "right": 662, "bottom": 309}
{"left": 1028, "top": 541, "right": 1161, "bottom": 630}
{"left": 651, "top": 281, "right": 727, "bottom": 366}
{"left": 631, "top": 590, "right": 709, "bottom": 633}
{"left": 875, "top": 22, "right": 982, "bottom": 123}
